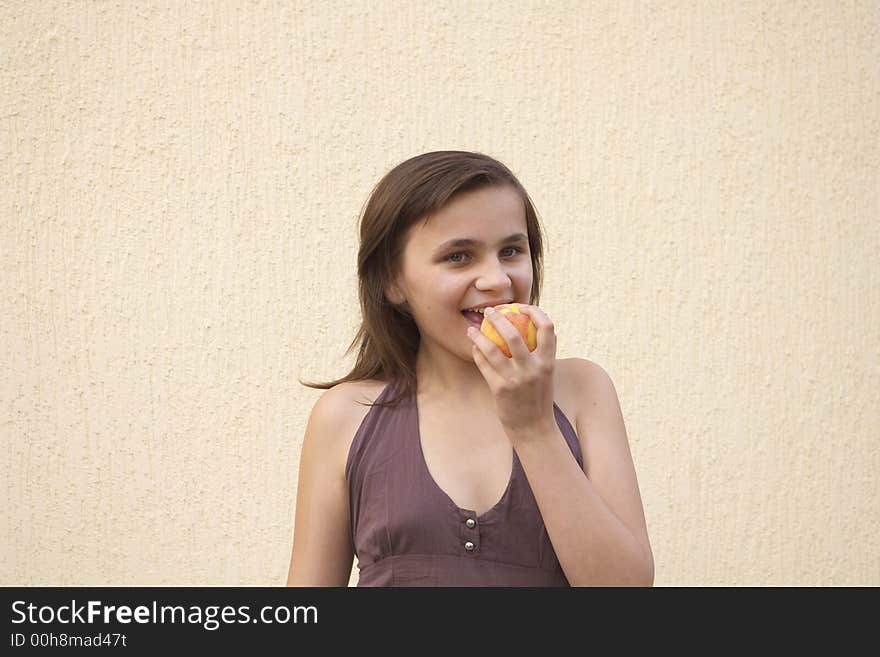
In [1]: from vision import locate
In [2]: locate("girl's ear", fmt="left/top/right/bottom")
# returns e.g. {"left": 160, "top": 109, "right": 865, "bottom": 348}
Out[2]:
{"left": 385, "top": 280, "right": 413, "bottom": 316}
{"left": 385, "top": 278, "right": 406, "bottom": 306}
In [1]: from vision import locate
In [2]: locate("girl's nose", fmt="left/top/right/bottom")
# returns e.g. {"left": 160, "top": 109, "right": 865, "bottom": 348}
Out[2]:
{"left": 475, "top": 259, "right": 513, "bottom": 289}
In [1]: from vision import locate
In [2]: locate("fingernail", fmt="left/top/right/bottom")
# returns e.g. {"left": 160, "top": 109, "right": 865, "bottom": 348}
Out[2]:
{"left": 484, "top": 307, "right": 495, "bottom": 315}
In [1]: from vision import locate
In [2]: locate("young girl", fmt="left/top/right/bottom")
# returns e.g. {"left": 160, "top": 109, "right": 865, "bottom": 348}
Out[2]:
{"left": 286, "top": 151, "right": 653, "bottom": 586}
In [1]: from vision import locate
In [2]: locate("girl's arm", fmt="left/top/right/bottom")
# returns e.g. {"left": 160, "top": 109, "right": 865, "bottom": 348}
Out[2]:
{"left": 511, "top": 359, "right": 654, "bottom": 586}
{"left": 286, "top": 387, "right": 356, "bottom": 586}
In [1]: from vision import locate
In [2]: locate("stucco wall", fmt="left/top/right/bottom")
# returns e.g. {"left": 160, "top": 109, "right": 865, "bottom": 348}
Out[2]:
{"left": 2, "top": 1, "right": 877, "bottom": 585}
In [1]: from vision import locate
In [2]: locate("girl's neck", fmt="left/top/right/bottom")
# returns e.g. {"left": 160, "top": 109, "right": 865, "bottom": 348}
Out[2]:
{"left": 415, "top": 346, "right": 492, "bottom": 402}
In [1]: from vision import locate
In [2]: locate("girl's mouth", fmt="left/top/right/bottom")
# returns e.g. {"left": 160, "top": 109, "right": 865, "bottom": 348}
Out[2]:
{"left": 461, "top": 310, "right": 484, "bottom": 327}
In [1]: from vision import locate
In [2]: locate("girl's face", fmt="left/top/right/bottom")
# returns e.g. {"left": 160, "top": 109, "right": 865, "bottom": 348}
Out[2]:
{"left": 389, "top": 184, "right": 533, "bottom": 361}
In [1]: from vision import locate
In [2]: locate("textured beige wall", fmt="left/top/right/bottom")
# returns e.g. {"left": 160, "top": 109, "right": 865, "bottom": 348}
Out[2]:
{"left": 2, "top": 1, "right": 877, "bottom": 586}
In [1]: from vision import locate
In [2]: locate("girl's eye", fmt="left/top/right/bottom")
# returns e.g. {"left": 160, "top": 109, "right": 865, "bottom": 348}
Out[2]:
{"left": 446, "top": 246, "right": 524, "bottom": 264}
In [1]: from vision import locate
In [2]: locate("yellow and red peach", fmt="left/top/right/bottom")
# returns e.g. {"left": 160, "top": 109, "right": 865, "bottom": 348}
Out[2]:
{"left": 480, "top": 303, "right": 538, "bottom": 357}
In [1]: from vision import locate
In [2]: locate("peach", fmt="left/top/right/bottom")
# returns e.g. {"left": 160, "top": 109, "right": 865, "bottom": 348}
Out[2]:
{"left": 480, "top": 303, "right": 538, "bottom": 357}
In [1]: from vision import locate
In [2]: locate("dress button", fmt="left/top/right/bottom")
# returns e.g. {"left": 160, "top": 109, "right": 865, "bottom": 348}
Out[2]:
{"left": 464, "top": 541, "right": 475, "bottom": 551}
{"left": 466, "top": 518, "right": 476, "bottom": 528}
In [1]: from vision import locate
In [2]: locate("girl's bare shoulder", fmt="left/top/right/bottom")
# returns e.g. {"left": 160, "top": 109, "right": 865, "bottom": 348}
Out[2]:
{"left": 554, "top": 358, "right": 588, "bottom": 427}
{"left": 554, "top": 357, "right": 617, "bottom": 448}
{"left": 312, "top": 378, "right": 389, "bottom": 418}
{"left": 309, "top": 379, "right": 391, "bottom": 469}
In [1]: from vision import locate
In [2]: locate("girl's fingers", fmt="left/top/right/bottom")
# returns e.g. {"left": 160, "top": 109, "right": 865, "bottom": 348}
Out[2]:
{"left": 467, "top": 328, "right": 505, "bottom": 384}
{"left": 482, "top": 307, "right": 530, "bottom": 358}
{"left": 517, "top": 305, "right": 557, "bottom": 356}
{"left": 467, "top": 325, "right": 504, "bottom": 362}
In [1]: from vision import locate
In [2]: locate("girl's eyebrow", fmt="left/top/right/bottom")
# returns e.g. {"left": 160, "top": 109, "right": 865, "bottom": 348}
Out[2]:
{"left": 434, "top": 232, "right": 528, "bottom": 253}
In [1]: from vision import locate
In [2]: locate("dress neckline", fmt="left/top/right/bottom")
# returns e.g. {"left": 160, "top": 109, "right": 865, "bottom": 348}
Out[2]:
{"left": 412, "top": 388, "right": 518, "bottom": 521}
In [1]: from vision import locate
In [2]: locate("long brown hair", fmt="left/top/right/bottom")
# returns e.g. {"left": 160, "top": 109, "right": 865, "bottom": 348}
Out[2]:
{"left": 299, "top": 150, "right": 547, "bottom": 408}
